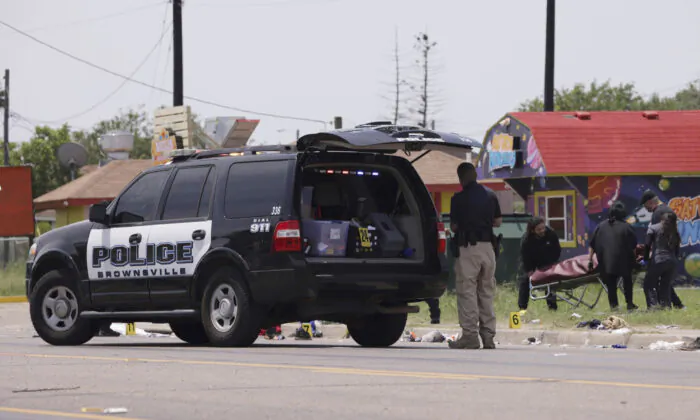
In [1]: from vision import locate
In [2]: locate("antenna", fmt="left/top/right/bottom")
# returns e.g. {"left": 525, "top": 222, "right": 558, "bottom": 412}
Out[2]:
{"left": 57, "top": 142, "right": 89, "bottom": 181}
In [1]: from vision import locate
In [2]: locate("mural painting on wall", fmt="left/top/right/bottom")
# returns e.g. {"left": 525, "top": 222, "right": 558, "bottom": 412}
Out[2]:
{"left": 587, "top": 176, "right": 700, "bottom": 286}
{"left": 477, "top": 117, "right": 546, "bottom": 179}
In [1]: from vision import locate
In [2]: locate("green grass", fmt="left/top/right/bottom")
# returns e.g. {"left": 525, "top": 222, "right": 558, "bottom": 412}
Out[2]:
{"left": 4, "top": 261, "right": 698, "bottom": 329}
{"left": 409, "top": 283, "right": 700, "bottom": 330}
{"left": 0, "top": 261, "right": 25, "bottom": 297}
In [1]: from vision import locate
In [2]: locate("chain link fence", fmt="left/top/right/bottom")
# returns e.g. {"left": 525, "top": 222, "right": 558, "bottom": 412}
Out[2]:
{"left": 0, "top": 237, "right": 30, "bottom": 296}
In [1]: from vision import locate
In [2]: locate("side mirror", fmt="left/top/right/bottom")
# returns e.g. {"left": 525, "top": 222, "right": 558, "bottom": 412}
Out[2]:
{"left": 89, "top": 202, "right": 109, "bottom": 225}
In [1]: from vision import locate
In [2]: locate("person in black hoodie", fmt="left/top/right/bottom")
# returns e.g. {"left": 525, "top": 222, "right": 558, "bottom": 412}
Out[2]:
{"left": 517, "top": 216, "right": 561, "bottom": 311}
{"left": 588, "top": 201, "right": 639, "bottom": 311}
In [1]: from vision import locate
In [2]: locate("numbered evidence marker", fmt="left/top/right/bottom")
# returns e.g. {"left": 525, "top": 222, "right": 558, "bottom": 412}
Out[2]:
{"left": 125, "top": 323, "right": 136, "bottom": 335}
{"left": 301, "top": 322, "right": 313, "bottom": 338}
{"left": 509, "top": 312, "right": 521, "bottom": 329}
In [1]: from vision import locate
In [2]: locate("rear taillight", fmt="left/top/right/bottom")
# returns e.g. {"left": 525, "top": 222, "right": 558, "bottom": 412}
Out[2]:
{"left": 437, "top": 222, "right": 447, "bottom": 254}
{"left": 273, "top": 220, "right": 302, "bottom": 252}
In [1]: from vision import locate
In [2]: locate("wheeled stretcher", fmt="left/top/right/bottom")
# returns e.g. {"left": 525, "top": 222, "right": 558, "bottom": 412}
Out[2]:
{"left": 528, "top": 247, "right": 645, "bottom": 310}
{"left": 528, "top": 254, "right": 607, "bottom": 309}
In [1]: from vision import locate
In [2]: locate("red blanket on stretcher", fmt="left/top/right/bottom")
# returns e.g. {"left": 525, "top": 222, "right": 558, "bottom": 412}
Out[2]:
{"left": 529, "top": 254, "right": 598, "bottom": 286}
{"left": 529, "top": 245, "right": 645, "bottom": 286}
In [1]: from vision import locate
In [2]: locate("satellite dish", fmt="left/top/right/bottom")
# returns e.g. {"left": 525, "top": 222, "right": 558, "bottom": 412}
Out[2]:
{"left": 57, "top": 142, "right": 89, "bottom": 181}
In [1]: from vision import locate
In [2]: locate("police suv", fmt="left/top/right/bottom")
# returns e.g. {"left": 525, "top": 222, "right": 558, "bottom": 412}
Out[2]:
{"left": 26, "top": 123, "right": 479, "bottom": 347}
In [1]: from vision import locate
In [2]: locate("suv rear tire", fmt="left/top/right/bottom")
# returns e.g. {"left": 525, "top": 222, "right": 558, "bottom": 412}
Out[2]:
{"left": 170, "top": 321, "right": 209, "bottom": 345}
{"left": 29, "top": 270, "right": 97, "bottom": 346}
{"left": 347, "top": 313, "right": 407, "bottom": 347}
{"left": 200, "top": 267, "right": 262, "bottom": 347}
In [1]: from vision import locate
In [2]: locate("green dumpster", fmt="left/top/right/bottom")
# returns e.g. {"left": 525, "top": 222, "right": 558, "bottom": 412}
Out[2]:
{"left": 493, "top": 213, "right": 532, "bottom": 284}
{"left": 442, "top": 213, "right": 532, "bottom": 290}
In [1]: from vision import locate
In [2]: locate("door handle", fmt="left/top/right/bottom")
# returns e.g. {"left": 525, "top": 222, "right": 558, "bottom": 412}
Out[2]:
{"left": 192, "top": 230, "right": 206, "bottom": 240}
{"left": 129, "top": 233, "right": 142, "bottom": 244}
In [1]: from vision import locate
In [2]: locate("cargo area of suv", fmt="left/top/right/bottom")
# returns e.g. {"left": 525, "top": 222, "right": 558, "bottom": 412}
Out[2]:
{"left": 296, "top": 157, "right": 428, "bottom": 263}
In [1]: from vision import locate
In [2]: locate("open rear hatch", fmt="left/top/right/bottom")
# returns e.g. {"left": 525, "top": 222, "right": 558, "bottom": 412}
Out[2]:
{"left": 294, "top": 124, "right": 479, "bottom": 271}
{"left": 296, "top": 122, "right": 481, "bottom": 155}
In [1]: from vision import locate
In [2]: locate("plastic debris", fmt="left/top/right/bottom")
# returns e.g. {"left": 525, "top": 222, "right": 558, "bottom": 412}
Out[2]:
{"left": 648, "top": 341, "right": 685, "bottom": 351}
{"left": 400, "top": 330, "right": 418, "bottom": 342}
{"left": 611, "top": 344, "right": 627, "bottom": 349}
{"left": 571, "top": 313, "right": 583, "bottom": 319}
{"left": 421, "top": 330, "right": 446, "bottom": 343}
{"left": 81, "top": 408, "right": 129, "bottom": 414}
{"left": 577, "top": 319, "right": 602, "bottom": 329}
{"left": 523, "top": 337, "right": 541, "bottom": 345}
{"left": 109, "top": 323, "right": 171, "bottom": 338}
{"left": 602, "top": 315, "right": 628, "bottom": 330}
{"left": 681, "top": 338, "right": 700, "bottom": 351}
{"left": 611, "top": 327, "right": 632, "bottom": 335}
{"left": 553, "top": 353, "right": 567, "bottom": 356}
{"left": 530, "top": 319, "right": 541, "bottom": 324}
{"left": 655, "top": 325, "right": 680, "bottom": 330}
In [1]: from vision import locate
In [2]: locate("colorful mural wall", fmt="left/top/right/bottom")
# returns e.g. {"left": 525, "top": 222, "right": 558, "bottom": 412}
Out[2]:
{"left": 477, "top": 116, "right": 546, "bottom": 180}
{"left": 587, "top": 175, "right": 700, "bottom": 286}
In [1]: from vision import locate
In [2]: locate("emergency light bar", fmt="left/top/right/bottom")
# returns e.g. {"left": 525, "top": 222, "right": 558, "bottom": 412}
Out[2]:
{"left": 316, "top": 169, "right": 379, "bottom": 176}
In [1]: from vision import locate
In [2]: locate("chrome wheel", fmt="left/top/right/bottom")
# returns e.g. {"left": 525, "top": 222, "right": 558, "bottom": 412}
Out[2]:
{"left": 41, "top": 286, "right": 79, "bottom": 332}
{"left": 209, "top": 284, "right": 238, "bottom": 333}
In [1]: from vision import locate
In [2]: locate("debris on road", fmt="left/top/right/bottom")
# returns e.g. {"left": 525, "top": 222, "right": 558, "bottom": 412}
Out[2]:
{"left": 611, "top": 344, "right": 627, "bottom": 349}
{"left": 648, "top": 341, "right": 686, "bottom": 351}
{"left": 603, "top": 315, "right": 628, "bottom": 330}
{"left": 523, "top": 337, "right": 541, "bottom": 345}
{"left": 81, "top": 407, "right": 129, "bottom": 415}
{"left": 656, "top": 325, "right": 680, "bottom": 330}
{"left": 680, "top": 338, "right": 700, "bottom": 351}
{"left": 577, "top": 319, "right": 602, "bottom": 329}
{"left": 421, "top": 330, "right": 446, "bottom": 343}
{"left": 110, "top": 323, "right": 172, "bottom": 338}
{"left": 553, "top": 353, "right": 567, "bottom": 356}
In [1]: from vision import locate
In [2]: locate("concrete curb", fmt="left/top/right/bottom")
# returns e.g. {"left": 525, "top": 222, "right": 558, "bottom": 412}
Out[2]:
{"left": 138, "top": 322, "right": 699, "bottom": 349}
{"left": 0, "top": 296, "right": 27, "bottom": 304}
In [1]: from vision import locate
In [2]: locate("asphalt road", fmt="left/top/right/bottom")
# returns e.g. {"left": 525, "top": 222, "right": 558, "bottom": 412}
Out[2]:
{"left": 1, "top": 328, "right": 700, "bottom": 420}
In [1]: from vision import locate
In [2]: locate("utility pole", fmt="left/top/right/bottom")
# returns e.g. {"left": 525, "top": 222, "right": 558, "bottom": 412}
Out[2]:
{"left": 2, "top": 69, "right": 9, "bottom": 166}
{"left": 544, "top": 0, "right": 556, "bottom": 111}
{"left": 173, "top": 0, "right": 184, "bottom": 106}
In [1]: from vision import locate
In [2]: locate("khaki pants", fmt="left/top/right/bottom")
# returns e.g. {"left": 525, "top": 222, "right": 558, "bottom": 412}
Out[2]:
{"left": 454, "top": 242, "right": 497, "bottom": 342}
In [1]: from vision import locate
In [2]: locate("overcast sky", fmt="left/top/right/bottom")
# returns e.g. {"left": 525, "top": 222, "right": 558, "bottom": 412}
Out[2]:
{"left": 2, "top": 0, "right": 700, "bottom": 147}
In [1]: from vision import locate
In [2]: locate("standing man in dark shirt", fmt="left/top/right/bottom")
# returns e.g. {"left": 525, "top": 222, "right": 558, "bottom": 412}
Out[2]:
{"left": 640, "top": 190, "right": 685, "bottom": 309}
{"left": 588, "top": 201, "right": 639, "bottom": 311}
{"left": 448, "top": 163, "right": 502, "bottom": 350}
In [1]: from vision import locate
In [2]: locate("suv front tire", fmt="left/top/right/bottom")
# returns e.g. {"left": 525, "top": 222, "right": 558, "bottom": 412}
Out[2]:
{"left": 29, "top": 270, "right": 97, "bottom": 346}
{"left": 200, "top": 266, "right": 262, "bottom": 347}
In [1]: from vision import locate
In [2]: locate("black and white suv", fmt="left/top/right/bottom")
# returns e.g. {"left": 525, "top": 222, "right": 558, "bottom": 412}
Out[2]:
{"left": 26, "top": 123, "right": 479, "bottom": 347}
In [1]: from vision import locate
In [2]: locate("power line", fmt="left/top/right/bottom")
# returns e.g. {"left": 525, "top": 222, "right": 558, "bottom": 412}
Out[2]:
{"left": 31, "top": 22, "right": 173, "bottom": 124}
{"left": 147, "top": 2, "right": 172, "bottom": 105}
{"left": 15, "top": 2, "right": 166, "bottom": 34}
{"left": 0, "top": 19, "right": 328, "bottom": 125}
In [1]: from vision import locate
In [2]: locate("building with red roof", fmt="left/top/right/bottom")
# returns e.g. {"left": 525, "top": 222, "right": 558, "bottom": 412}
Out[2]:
{"left": 477, "top": 110, "right": 700, "bottom": 285}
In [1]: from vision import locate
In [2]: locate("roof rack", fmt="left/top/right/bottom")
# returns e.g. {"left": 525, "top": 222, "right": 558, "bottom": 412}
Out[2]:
{"left": 168, "top": 144, "right": 297, "bottom": 162}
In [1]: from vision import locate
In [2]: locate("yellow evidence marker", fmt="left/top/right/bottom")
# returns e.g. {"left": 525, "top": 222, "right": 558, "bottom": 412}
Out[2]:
{"left": 509, "top": 312, "right": 521, "bottom": 329}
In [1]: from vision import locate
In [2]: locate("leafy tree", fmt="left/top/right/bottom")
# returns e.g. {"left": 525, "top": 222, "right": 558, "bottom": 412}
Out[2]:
{"left": 5, "top": 125, "right": 74, "bottom": 198}
{"left": 72, "top": 107, "right": 153, "bottom": 162}
{"left": 518, "top": 79, "right": 700, "bottom": 111}
{"left": 2, "top": 107, "right": 155, "bottom": 198}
